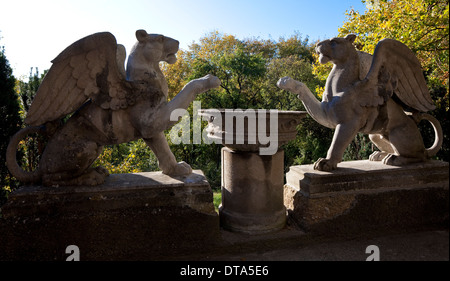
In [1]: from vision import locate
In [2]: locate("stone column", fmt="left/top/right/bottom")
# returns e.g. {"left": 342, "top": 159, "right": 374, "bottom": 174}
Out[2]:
{"left": 200, "top": 109, "right": 306, "bottom": 234}
{"left": 220, "top": 147, "right": 285, "bottom": 234}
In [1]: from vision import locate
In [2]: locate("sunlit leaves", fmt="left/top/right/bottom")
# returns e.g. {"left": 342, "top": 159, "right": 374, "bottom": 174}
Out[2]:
{"left": 93, "top": 139, "right": 159, "bottom": 174}
{"left": 338, "top": 0, "right": 449, "bottom": 110}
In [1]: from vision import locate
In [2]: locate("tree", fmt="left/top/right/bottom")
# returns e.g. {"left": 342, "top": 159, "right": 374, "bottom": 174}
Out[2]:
{"left": 0, "top": 44, "right": 22, "bottom": 205}
{"left": 14, "top": 68, "right": 48, "bottom": 174}
{"left": 276, "top": 32, "right": 315, "bottom": 63}
{"left": 340, "top": 0, "right": 449, "bottom": 100}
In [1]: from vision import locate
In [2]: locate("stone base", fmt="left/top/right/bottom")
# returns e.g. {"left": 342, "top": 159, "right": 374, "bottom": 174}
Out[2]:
{"left": 0, "top": 170, "right": 219, "bottom": 261}
{"left": 284, "top": 160, "right": 449, "bottom": 235}
{"left": 219, "top": 207, "right": 287, "bottom": 234}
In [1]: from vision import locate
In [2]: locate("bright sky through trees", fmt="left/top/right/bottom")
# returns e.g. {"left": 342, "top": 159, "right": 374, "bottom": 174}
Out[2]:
{"left": 0, "top": 0, "right": 366, "bottom": 79}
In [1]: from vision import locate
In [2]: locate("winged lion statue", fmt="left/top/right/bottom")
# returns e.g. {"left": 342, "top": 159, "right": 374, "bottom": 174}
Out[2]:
{"left": 6, "top": 29, "right": 221, "bottom": 186}
{"left": 277, "top": 34, "right": 443, "bottom": 171}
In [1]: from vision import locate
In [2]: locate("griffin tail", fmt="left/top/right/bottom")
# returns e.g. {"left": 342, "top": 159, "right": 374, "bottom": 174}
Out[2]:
{"left": 411, "top": 112, "right": 443, "bottom": 158}
{"left": 6, "top": 126, "right": 44, "bottom": 183}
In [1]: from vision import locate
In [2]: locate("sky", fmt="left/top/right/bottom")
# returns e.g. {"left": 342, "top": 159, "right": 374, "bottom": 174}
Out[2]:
{"left": 0, "top": 0, "right": 367, "bottom": 79}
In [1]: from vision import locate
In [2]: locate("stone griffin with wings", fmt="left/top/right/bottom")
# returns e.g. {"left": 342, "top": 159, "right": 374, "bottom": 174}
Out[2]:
{"left": 278, "top": 34, "right": 443, "bottom": 171}
{"left": 6, "top": 30, "right": 220, "bottom": 186}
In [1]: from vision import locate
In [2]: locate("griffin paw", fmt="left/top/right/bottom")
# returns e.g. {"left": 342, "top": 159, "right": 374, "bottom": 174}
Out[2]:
{"left": 313, "top": 158, "right": 337, "bottom": 171}
{"left": 277, "top": 76, "right": 306, "bottom": 93}
{"left": 382, "top": 154, "right": 422, "bottom": 166}
{"left": 198, "top": 74, "right": 221, "bottom": 90}
{"left": 369, "top": 151, "right": 389, "bottom": 161}
{"left": 277, "top": 77, "right": 297, "bottom": 91}
{"left": 163, "top": 161, "right": 193, "bottom": 176}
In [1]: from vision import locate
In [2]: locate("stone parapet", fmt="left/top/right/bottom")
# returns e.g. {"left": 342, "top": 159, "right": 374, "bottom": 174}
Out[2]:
{"left": 284, "top": 160, "right": 449, "bottom": 234}
{"left": 0, "top": 170, "right": 219, "bottom": 261}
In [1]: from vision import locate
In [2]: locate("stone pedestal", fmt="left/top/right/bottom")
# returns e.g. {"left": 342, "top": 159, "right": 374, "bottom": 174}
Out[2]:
{"left": 199, "top": 109, "right": 307, "bottom": 234}
{"left": 0, "top": 170, "right": 219, "bottom": 261}
{"left": 284, "top": 160, "right": 449, "bottom": 234}
{"left": 220, "top": 147, "right": 285, "bottom": 234}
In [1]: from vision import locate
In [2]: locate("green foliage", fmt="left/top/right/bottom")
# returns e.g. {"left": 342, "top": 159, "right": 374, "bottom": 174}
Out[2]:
{"left": 191, "top": 40, "right": 268, "bottom": 109}
{"left": 343, "top": 133, "right": 373, "bottom": 161}
{"left": 292, "top": 117, "right": 334, "bottom": 165}
{"left": 213, "top": 191, "right": 221, "bottom": 212}
{"left": 93, "top": 139, "right": 159, "bottom": 174}
{"left": 16, "top": 68, "right": 46, "bottom": 116}
{"left": 276, "top": 32, "right": 315, "bottom": 63}
{"left": 15, "top": 69, "right": 47, "bottom": 173}
{"left": 0, "top": 46, "right": 22, "bottom": 205}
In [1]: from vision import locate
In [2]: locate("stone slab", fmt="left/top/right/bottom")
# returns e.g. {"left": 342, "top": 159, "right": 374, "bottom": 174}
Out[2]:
{"left": 284, "top": 160, "right": 449, "bottom": 234}
{"left": 2, "top": 170, "right": 215, "bottom": 217}
{"left": 286, "top": 160, "right": 449, "bottom": 196}
{"left": 0, "top": 170, "right": 220, "bottom": 261}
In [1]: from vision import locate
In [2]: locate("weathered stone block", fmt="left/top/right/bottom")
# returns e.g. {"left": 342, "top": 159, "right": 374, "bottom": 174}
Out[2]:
{"left": 284, "top": 160, "right": 449, "bottom": 234}
{"left": 0, "top": 170, "right": 219, "bottom": 260}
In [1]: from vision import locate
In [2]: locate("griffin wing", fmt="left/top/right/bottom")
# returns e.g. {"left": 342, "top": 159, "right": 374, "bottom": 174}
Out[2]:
{"left": 25, "top": 32, "right": 131, "bottom": 126}
{"left": 359, "top": 39, "right": 435, "bottom": 112}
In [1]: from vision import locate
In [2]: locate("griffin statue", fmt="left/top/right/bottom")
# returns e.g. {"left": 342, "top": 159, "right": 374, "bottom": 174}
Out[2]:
{"left": 277, "top": 34, "right": 442, "bottom": 171}
{"left": 6, "top": 29, "right": 221, "bottom": 186}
